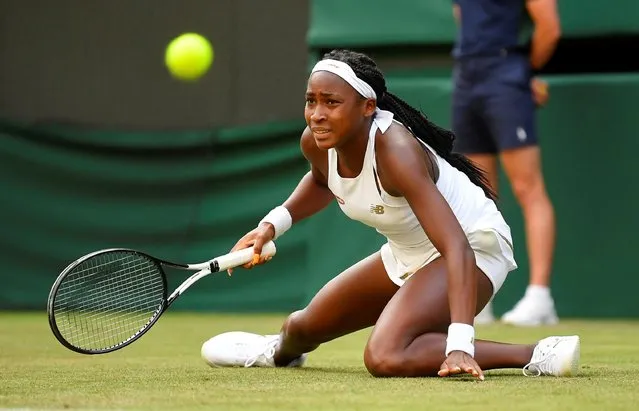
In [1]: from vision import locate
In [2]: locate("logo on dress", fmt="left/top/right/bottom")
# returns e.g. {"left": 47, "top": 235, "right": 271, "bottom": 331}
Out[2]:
{"left": 369, "top": 204, "right": 385, "bottom": 215}
{"left": 335, "top": 195, "right": 345, "bottom": 204}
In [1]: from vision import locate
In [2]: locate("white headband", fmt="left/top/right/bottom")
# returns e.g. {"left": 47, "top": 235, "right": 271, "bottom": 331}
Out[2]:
{"left": 311, "top": 59, "right": 377, "bottom": 99}
{"left": 310, "top": 59, "right": 394, "bottom": 132}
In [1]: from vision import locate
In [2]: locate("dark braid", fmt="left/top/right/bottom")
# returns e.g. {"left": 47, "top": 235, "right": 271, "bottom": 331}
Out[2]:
{"left": 322, "top": 49, "right": 497, "bottom": 201}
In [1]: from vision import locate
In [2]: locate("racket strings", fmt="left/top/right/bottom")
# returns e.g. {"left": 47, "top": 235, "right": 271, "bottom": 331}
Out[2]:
{"left": 52, "top": 251, "right": 166, "bottom": 351}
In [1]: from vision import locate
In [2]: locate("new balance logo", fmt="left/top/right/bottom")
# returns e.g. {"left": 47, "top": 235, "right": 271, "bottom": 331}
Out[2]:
{"left": 369, "top": 204, "right": 385, "bottom": 215}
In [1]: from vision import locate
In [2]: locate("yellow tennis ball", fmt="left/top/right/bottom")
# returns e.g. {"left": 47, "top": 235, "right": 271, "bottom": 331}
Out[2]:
{"left": 165, "top": 33, "right": 214, "bottom": 81}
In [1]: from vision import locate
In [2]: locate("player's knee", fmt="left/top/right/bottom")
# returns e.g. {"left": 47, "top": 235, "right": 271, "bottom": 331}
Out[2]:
{"left": 363, "top": 342, "right": 406, "bottom": 378}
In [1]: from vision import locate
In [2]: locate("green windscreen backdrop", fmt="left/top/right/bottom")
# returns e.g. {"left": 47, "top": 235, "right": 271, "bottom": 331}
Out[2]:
{"left": 0, "top": 120, "right": 311, "bottom": 312}
{"left": 2, "top": 74, "right": 638, "bottom": 317}
{"left": 307, "top": 0, "right": 639, "bottom": 48}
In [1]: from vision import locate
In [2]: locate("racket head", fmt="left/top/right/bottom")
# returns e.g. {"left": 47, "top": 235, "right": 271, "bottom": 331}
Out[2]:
{"left": 47, "top": 249, "right": 168, "bottom": 354}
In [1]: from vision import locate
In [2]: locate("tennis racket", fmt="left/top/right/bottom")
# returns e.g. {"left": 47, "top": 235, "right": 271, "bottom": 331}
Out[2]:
{"left": 47, "top": 241, "right": 276, "bottom": 355}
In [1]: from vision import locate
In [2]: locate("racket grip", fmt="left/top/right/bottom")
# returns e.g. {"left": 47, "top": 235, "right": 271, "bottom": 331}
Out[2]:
{"left": 213, "top": 241, "right": 277, "bottom": 272}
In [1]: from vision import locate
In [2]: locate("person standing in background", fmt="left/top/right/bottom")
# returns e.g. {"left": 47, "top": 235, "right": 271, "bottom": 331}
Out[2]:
{"left": 451, "top": 0, "right": 561, "bottom": 325}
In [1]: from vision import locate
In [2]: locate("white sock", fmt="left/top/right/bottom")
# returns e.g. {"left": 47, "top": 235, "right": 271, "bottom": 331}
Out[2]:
{"left": 525, "top": 285, "right": 551, "bottom": 300}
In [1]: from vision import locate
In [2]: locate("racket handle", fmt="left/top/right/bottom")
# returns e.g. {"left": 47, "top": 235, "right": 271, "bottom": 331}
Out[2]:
{"left": 213, "top": 241, "right": 277, "bottom": 272}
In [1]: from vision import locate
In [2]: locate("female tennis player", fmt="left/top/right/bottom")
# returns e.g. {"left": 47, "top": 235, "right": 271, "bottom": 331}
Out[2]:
{"left": 201, "top": 49, "right": 580, "bottom": 380}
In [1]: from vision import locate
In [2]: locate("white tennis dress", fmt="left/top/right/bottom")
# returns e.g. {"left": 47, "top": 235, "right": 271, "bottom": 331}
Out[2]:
{"left": 326, "top": 118, "right": 517, "bottom": 295}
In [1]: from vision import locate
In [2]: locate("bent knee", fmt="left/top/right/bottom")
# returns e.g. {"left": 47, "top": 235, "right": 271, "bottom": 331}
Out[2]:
{"left": 364, "top": 345, "right": 407, "bottom": 377}
{"left": 364, "top": 334, "right": 443, "bottom": 378}
{"left": 364, "top": 339, "right": 435, "bottom": 378}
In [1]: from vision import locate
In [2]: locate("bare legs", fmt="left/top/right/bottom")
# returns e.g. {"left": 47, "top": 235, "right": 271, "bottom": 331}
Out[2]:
{"left": 274, "top": 253, "right": 535, "bottom": 377}
{"left": 274, "top": 252, "right": 397, "bottom": 365}
{"left": 363, "top": 258, "right": 533, "bottom": 377}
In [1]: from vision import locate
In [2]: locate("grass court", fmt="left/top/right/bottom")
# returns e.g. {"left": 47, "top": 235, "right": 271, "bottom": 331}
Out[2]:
{"left": 2, "top": 313, "right": 638, "bottom": 410}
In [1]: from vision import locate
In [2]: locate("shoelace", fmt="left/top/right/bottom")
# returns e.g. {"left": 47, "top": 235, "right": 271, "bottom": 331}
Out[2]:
{"left": 522, "top": 338, "right": 562, "bottom": 377}
{"left": 244, "top": 338, "right": 278, "bottom": 368}
{"left": 523, "top": 352, "right": 558, "bottom": 376}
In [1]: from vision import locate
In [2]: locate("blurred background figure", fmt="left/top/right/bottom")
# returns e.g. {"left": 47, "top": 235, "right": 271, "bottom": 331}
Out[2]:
{"left": 451, "top": 0, "right": 561, "bottom": 326}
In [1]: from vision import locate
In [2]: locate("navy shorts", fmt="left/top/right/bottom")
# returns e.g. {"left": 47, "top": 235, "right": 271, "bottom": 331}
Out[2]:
{"left": 452, "top": 54, "right": 537, "bottom": 154}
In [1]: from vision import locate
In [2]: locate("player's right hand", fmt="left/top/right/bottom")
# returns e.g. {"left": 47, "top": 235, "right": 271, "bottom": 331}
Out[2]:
{"left": 226, "top": 223, "right": 275, "bottom": 275}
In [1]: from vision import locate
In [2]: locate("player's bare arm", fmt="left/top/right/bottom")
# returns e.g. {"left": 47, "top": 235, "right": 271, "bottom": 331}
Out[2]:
{"left": 374, "top": 125, "right": 477, "bottom": 327}
{"left": 229, "top": 127, "right": 334, "bottom": 269}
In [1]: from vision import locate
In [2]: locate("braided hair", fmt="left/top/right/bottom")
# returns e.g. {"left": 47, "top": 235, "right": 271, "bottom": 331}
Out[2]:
{"left": 322, "top": 49, "right": 496, "bottom": 201}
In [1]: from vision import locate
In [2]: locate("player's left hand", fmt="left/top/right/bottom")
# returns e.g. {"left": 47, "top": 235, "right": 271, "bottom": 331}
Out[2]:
{"left": 438, "top": 350, "right": 484, "bottom": 381}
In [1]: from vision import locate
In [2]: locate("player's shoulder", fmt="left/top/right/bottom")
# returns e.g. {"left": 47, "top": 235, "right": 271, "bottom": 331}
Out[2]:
{"left": 375, "top": 121, "right": 438, "bottom": 182}
{"left": 375, "top": 121, "right": 424, "bottom": 161}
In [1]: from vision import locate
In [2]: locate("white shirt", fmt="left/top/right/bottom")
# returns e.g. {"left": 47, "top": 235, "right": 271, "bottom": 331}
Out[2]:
{"left": 327, "top": 119, "right": 515, "bottom": 272}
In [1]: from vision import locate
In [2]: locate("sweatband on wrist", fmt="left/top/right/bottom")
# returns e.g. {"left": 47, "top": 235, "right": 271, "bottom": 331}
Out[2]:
{"left": 445, "top": 323, "right": 475, "bottom": 357}
{"left": 258, "top": 206, "right": 292, "bottom": 240}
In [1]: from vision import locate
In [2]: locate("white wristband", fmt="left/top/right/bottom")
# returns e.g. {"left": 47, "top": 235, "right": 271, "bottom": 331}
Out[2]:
{"left": 445, "top": 323, "right": 475, "bottom": 357}
{"left": 259, "top": 206, "right": 292, "bottom": 240}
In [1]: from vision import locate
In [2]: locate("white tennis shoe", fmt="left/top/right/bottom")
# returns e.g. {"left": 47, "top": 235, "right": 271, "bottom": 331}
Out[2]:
{"left": 201, "top": 331, "right": 307, "bottom": 368}
{"left": 523, "top": 335, "right": 580, "bottom": 377}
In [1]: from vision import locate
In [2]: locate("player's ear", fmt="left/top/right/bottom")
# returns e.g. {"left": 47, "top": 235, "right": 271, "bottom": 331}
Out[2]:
{"left": 363, "top": 98, "right": 376, "bottom": 118}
